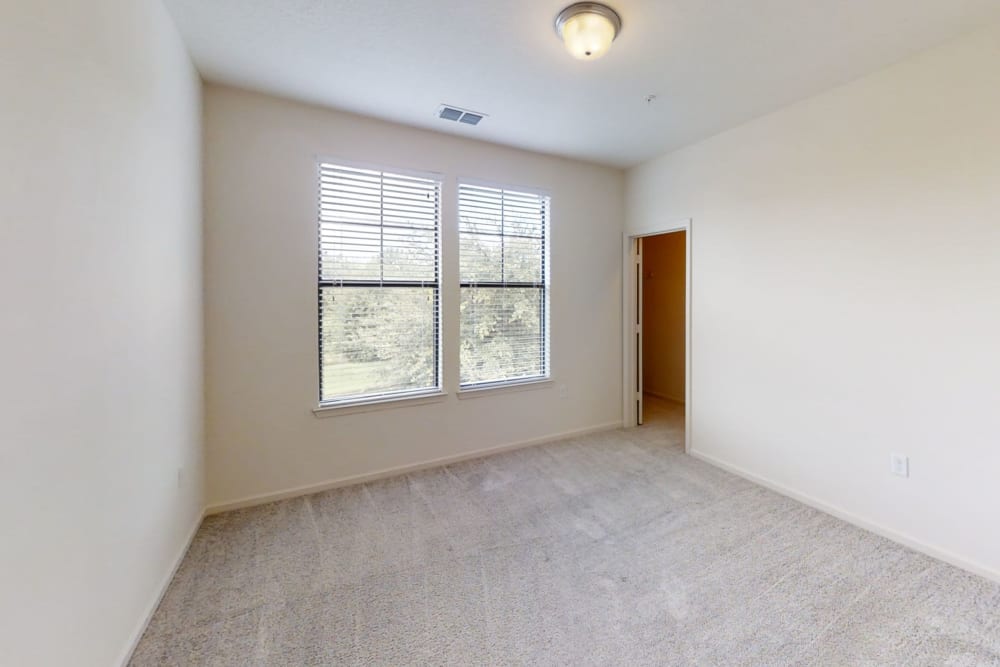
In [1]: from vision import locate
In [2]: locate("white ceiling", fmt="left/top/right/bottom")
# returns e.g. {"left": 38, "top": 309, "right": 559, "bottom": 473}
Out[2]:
{"left": 164, "top": 0, "right": 1000, "bottom": 167}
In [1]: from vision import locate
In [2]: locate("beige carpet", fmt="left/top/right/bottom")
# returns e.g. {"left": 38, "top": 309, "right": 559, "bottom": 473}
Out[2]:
{"left": 131, "top": 397, "right": 1000, "bottom": 665}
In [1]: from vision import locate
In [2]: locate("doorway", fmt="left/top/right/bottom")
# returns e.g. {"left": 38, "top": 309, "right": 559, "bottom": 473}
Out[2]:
{"left": 622, "top": 221, "right": 691, "bottom": 452}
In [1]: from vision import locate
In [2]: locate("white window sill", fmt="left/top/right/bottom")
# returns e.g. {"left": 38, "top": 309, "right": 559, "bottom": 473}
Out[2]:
{"left": 457, "top": 378, "right": 553, "bottom": 400}
{"left": 313, "top": 390, "right": 447, "bottom": 417}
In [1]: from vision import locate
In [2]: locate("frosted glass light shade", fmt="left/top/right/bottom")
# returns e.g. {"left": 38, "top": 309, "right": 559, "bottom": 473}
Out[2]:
{"left": 555, "top": 3, "right": 622, "bottom": 60}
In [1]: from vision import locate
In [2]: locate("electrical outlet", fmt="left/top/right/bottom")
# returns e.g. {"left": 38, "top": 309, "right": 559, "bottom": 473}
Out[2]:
{"left": 558, "top": 384, "right": 568, "bottom": 399}
{"left": 890, "top": 453, "right": 909, "bottom": 478}
{"left": 177, "top": 466, "right": 185, "bottom": 489}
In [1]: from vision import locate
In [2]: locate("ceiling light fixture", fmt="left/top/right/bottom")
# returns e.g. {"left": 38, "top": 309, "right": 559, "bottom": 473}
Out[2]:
{"left": 554, "top": 2, "right": 622, "bottom": 61}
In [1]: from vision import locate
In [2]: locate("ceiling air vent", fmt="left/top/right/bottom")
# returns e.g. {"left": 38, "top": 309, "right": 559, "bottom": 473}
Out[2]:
{"left": 438, "top": 104, "right": 486, "bottom": 126}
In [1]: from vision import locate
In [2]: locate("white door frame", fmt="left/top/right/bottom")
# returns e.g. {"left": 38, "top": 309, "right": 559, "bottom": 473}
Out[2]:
{"left": 621, "top": 219, "right": 693, "bottom": 454}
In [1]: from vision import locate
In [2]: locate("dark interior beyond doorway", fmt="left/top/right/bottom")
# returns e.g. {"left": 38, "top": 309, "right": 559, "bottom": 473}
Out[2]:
{"left": 642, "top": 230, "right": 686, "bottom": 423}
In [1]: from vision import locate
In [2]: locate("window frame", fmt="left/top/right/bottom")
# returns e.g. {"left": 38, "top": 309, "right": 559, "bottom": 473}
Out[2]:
{"left": 456, "top": 178, "right": 552, "bottom": 391}
{"left": 315, "top": 158, "right": 445, "bottom": 409}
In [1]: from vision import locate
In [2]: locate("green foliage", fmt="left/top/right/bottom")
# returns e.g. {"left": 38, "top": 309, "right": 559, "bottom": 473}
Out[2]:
{"left": 320, "top": 209, "right": 547, "bottom": 400}
{"left": 320, "top": 285, "right": 435, "bottom": 398}
{"left": 460, "top": 287, "right": 542, "bottom": 385}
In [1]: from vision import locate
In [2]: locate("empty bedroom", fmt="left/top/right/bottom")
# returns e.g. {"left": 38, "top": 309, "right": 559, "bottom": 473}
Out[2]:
{"left": 3, "top": 0, "right": 1000, "bottom": 665}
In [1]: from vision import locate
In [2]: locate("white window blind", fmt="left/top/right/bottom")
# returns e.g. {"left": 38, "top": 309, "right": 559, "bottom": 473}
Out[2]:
{"left": 458, "top": 183, "right": 550, "bottom": 387}
{"left": 318, "top": 163, "right": 441, "bottom": 403}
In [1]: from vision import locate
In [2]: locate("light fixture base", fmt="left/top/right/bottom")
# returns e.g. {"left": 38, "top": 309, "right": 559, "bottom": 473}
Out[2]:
{"left": 554, "top": 2, "right": 623, "bottom": 40}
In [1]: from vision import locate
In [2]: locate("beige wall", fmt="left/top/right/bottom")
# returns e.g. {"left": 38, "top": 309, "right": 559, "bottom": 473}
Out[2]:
{"left": 0, "top": 1, "right": 204, "bottom": 665}
{"left": 203, "top": 85, "right": 624, "bottom": 508}
{"left": 642, "top": 231, "right": 687, "bottom": 403}
{"left": 627, "top": 24, "right": 1000, "bottom": 580}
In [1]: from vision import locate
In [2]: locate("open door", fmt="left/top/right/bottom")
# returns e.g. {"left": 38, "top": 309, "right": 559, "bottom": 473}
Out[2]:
{"left": 623, "top": 221, "right": 691, "bottom": 448}
{"left": 636, "top": 237, "right": 643, "bottom": 425}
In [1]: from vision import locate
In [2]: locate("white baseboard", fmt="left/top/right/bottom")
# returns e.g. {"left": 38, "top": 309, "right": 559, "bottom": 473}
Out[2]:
{"left": 644, "top": 390, "right": 685, "bottom": 404}
{"left": 206, "top": 421, "right": 622, "bottom": 515}
{"left": 689, "top": 448, "right": 1000, "bottom": 585}
{"left": 118, "top": 508, "right": 205, "bottom": 666}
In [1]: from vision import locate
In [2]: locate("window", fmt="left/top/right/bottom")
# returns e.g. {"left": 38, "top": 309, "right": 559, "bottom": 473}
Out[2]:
{"left": 318, "top": 163, "right": 441, "bottom": 404}
{"left": 458, "top": 183, "right": 550, "bottom": 388}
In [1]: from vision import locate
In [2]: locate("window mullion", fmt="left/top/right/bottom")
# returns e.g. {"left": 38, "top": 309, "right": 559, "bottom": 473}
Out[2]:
{"left": 379, "top": 170, "right": 385, "bottom": 286}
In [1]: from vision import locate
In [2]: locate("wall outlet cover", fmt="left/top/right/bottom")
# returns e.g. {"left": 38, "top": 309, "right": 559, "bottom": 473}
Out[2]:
{"left": 890, "top": 453, "right": 909, "bottom": 478}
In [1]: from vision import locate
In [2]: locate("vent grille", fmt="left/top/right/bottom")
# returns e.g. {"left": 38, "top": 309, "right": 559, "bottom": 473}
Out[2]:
{"left": 438, "top": 105, "right": 487, "bottom": 126}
